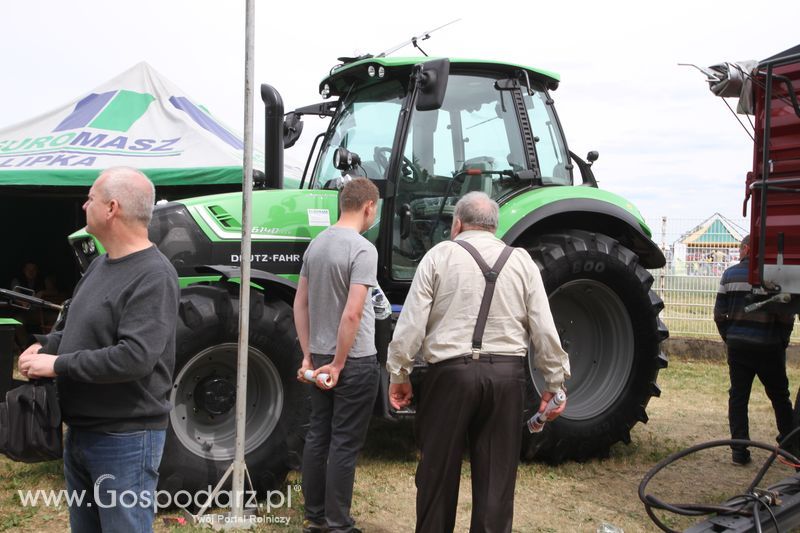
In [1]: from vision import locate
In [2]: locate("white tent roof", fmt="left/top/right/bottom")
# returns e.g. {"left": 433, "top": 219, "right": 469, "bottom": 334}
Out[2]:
{"left": 0, "top": 62, "right": 264, "bottom": 186}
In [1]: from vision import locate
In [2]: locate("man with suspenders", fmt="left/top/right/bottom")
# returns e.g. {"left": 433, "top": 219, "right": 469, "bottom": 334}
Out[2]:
{"left": 386, "top": 191, "right": 571, "bottom": 533}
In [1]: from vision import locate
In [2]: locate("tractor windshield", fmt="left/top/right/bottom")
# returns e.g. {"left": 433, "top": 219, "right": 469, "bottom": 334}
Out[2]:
{"left": 311, "top": 81, "right": 405, "bottom": 188}
{"left": 389, "top": 73, "right": 572, "bottom": 278}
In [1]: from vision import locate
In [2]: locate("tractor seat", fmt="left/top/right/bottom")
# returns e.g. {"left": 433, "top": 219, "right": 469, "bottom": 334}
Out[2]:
{"left": 459, "top": 156, "right": 495, "bottom": 195}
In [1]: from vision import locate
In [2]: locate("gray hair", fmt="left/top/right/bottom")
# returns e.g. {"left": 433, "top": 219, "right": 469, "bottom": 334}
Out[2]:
{"left": 454, "top": 192, "right": 499, "bottom": 231}
{"left": 98, "top": 167, "right": 155, "bottom": 226}
{"left": 740, "top": 234, "right": 750, "bottom": 253}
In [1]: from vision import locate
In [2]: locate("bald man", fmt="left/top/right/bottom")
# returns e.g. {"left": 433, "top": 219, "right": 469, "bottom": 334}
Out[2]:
{"left": 19, "top": 167, "right": 179, "bottom": 533}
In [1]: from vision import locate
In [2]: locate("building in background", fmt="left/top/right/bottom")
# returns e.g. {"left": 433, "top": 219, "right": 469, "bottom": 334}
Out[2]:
{"left": 669, "top": 213, "right": 747, "bottom": 276}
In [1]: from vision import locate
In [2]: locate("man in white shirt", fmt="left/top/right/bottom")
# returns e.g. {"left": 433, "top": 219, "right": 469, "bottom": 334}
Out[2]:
{"left": 387, "top": 191, "right": 570, "bottom": 533}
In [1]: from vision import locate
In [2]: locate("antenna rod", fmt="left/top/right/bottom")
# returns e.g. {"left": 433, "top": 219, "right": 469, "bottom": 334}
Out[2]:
{"left": 377, "top": 19, "right": 461, "bottom": 58}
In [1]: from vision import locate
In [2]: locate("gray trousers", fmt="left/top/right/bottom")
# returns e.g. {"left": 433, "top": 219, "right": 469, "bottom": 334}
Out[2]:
{"left": 302, "top": 354, "right": 379, "bottom": 532}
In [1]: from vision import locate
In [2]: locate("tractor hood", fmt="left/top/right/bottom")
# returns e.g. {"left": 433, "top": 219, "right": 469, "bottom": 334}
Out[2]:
{"left": 68, "top": 189, "right": 341, "bottom": 277}
{"left": 179, "top": 188, "right": 339, "bottom": 242}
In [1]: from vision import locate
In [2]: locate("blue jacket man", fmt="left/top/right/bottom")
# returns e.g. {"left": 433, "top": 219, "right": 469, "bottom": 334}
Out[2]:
{"left": 714, "top": 235, "right": 795, "bottom": 465}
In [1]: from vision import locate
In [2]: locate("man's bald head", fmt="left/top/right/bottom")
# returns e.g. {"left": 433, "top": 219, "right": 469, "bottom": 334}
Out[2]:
{"left": 453, "top": 192, "right": 499, "bottom": 232}
{"left": 97, "top": 167, "right": 156, "bottom": 226}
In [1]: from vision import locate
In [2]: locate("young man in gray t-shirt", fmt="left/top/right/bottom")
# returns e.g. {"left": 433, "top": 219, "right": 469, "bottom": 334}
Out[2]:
{"left": 294, "top": 177, "right": 380, "bottom": 533}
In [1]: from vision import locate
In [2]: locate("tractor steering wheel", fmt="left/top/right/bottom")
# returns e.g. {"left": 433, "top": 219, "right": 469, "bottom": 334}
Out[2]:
{"left": 374, "top": 146, "right": 422, "bottom": 183}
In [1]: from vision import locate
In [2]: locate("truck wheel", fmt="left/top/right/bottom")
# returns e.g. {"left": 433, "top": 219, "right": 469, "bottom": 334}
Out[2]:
{"left": 158, "top": 283, "right": 308, "bottom": 499}
{"left": 522, "top": 230, "right": 668, "bottom": 462}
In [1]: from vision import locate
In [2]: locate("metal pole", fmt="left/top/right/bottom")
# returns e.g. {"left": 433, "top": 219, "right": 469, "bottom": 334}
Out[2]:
{"left": 660, "top": 216, "right": 667, "bottom": 290}
{"left": 758, "top": 64, "right": 773, "bottom": 289}
{"left": 231, "top": 0, "right": 255, "bottom": 523}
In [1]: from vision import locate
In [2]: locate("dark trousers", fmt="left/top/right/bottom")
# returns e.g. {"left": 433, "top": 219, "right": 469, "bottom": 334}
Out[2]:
{"left": 414, "top": 356, "right": 526, "bottom": 533}
{"left": 302, "top": 354, "right": 379, "bottom": 532}
{"left": 728, "top": 345, "right": 794, "bottom": 454}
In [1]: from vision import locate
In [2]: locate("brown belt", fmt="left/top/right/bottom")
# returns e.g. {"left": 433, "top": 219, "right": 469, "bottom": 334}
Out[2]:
{"left": 433, "top": 354, "right": 524, "bottom": 366}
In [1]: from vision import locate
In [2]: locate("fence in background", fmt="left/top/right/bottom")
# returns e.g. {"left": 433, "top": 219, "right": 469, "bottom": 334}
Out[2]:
{"left": 645, "top": 215, "right": 800, "bottom": 342}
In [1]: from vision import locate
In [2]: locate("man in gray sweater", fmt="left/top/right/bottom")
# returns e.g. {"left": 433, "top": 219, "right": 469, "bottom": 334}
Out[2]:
{"left": 19, "top": 166, "right": 179, "bottom": 533}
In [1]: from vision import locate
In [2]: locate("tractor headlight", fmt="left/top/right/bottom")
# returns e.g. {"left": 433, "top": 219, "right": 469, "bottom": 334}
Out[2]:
{"left": 81, "top": 239, "right": 96, "bottom": 255}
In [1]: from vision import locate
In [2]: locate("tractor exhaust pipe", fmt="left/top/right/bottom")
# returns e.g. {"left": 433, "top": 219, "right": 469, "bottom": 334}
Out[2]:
{"left": 260, "top": 83, "right": 284, "bottom": 189}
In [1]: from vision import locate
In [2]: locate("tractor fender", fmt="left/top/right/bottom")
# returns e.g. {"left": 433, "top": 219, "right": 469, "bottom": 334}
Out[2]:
{"left": 500, "top": 198, "right": 666, "bottom": 268}
{"left": 194, "top": 264, "right": 297, "bottom": 305}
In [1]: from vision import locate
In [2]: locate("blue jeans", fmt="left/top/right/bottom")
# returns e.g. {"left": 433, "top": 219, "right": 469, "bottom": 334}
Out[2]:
{"left": 302, "top": 354, "right": 379, "bottom": 532}
{"left": 63, "top": 427, "right": 166, "bottom": 533}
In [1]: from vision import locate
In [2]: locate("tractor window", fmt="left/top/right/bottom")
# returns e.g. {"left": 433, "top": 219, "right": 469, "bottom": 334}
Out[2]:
{"left": 526, "top": 91, "right": 572, "bottom": 185}
{"left": 390, "top": 74, "right": 530, "bottom": 279}
{"left": 311, "top": 81, "right": 404, "bottom": 188}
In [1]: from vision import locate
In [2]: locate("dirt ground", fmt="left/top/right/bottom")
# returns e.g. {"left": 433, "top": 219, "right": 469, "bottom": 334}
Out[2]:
{"left": 2, "top": 356, "right": 800, "bottom": 532}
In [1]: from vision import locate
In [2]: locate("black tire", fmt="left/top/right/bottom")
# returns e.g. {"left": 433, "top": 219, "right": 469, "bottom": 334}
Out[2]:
{"left": 158, "top": 282, "right": 308, "bottom": 498}
{"left": 522, "top": 230, "right": 668, "bottom": 462}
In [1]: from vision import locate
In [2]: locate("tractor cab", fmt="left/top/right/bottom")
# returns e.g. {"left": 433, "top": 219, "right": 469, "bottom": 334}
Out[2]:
{"left": 286, "top": 57, "right": 593, "bottom": 283}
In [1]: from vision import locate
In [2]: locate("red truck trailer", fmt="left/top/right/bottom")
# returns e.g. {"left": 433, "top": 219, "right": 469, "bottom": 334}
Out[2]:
{"left": 746, "top": 44, "right": 800, "bottom": 305}
{"left": 650, "top": 43, "right": 800, "bottom": 533}
{"left": 701, "top": 44, "right": 800, "bottom": 312}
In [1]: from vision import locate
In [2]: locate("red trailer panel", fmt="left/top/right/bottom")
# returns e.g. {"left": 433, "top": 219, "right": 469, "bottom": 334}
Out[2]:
{"left": 747, "top": 47, "right": 800, "bottom": 293}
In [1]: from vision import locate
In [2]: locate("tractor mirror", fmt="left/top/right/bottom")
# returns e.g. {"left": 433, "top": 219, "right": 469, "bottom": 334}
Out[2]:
{"left": 415, "top": 58, "right": 450, "bottom": 112}
{"left": 283, "top": 112, "right": 304, "bottom": 149}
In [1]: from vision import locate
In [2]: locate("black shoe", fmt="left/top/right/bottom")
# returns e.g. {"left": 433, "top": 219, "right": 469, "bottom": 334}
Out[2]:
{"left": 732, "top": 451, "right": 752, "bottom": 465}
{"left": 302, "top": 520, "right": 328, "bottom": 533}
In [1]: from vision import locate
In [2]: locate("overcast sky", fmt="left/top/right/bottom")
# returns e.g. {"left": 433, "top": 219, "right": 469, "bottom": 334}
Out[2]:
{"left": 2, "top": 0, "right": 797, "bottom": 233}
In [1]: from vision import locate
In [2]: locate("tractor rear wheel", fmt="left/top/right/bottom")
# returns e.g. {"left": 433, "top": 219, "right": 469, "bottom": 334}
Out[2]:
{"left": 522, "top": 230, "right": 668, "bottom": 462}
{"left": 158, "top": 283, "right": 308, "bottom": 498}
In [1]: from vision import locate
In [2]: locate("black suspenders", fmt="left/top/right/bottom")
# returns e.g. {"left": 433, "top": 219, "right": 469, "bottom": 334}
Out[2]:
{"left": 455, "top": 240, "right": 515, "bottom": 359}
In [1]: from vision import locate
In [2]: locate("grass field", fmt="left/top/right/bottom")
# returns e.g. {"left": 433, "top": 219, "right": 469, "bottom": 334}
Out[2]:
{"left": 3, "top": 356, "right": 800, "bottom": 532}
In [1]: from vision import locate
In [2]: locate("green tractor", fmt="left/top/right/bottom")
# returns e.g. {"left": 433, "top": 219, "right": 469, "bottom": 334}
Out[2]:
{"left": 69, "top": 56, "right": 668, "bottom": 496}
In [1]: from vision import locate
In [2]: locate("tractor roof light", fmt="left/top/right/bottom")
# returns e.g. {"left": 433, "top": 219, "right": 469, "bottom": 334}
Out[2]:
{"left": 321, "top": 83, "right": 331, "bottom": 99}
{"left": 333, "top": 146, "right": 361, "bottom": 171}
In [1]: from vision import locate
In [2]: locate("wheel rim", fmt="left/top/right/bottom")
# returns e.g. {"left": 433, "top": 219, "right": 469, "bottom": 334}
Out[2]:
{"left": 170, "top": 342, "right": 283, "bottom": 460}
{"left": 531, "top": 279, "right": 634, "bottom": 421}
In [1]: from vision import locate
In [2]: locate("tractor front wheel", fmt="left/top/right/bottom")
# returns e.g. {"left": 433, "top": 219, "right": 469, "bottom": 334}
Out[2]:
{"left": 158, "top": 283, "right": 308, "bottom": 498}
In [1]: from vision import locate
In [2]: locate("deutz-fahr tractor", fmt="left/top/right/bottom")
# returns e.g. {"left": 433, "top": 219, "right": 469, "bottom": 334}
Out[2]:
{"left": 68, "top": 56, "right": 669, "bottom": 496}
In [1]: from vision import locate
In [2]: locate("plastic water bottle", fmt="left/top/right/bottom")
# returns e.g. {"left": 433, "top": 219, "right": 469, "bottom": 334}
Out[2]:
{"left": 526, "top": 389, "right": 567, "bottom": 433}
{"left": 372, "top": 286, "right": 392, "bottom": 320}
{"left": 303, "top": 369, "right": 333, "bottom": 388}
{"left": 597, "top": 523, "right": 623, "bottom": 533}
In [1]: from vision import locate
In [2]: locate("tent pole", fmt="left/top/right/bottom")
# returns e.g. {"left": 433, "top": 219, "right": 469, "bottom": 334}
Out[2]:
{"left": 184, "top": 2, "right": 256, "bottom": 527}
{"left": 231, "top": 0, "right": 256, "bottom": 526}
